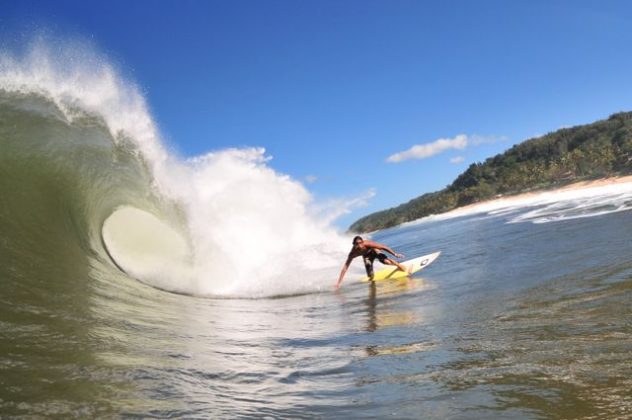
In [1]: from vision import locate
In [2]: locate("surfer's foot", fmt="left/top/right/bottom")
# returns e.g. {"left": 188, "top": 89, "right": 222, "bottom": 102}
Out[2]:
{"left": 395, "top": 263, "right": 408, "bottom": 272}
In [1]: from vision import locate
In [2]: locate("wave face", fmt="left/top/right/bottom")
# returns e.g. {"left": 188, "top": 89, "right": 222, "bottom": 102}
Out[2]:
{"left": 0, "top": 40, "right": 355, "bottom": 298}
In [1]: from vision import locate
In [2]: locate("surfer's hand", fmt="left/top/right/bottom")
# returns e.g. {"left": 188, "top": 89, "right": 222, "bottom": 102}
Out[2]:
{"left": 395, "top": 253, "right": 404, "bottom": 259}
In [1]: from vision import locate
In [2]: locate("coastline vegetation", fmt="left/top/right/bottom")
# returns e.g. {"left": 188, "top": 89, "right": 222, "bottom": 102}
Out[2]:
{"left": 349, "top": 112, "right": 632, "bottom": 233}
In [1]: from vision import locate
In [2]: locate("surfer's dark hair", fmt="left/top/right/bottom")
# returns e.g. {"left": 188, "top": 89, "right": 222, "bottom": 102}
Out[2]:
{"left": 352, "top": 235, "right": 363, "bottom": 244}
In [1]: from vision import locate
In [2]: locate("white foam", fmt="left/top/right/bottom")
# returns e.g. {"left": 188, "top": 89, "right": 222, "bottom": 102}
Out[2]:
{"left": 164, "top": 148, "right": 358, "bottom": 297}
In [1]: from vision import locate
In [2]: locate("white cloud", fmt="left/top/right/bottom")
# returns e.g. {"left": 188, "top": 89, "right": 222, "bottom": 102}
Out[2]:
{"left": 450, "top": 156, "right": 465, "bottom": 164}
{"left": 387, "top": 134, "right": 468, "bottom": 163}
{"left": 386, "top": 134, "right": 507, "bottom": 163}
{"left": 304, "top": 175, "right": 318, "bottom": 183}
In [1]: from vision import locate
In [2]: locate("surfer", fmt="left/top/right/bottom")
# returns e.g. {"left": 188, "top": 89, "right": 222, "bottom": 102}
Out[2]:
{"left": 336, "top": 236, "right": 409, "bottom": 288}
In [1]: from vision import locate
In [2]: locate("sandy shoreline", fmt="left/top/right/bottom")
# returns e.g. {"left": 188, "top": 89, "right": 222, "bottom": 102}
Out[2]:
{"left": 444, "top": 175, "right": 632, "bottom": 217}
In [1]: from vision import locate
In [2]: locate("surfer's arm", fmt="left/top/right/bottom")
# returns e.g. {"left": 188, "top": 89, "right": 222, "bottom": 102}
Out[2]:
{"left": 364, "top": 241, "right": 404, "bottom": 259}
{"left": 336, "top": 255, "right": 354, "bottom": 289}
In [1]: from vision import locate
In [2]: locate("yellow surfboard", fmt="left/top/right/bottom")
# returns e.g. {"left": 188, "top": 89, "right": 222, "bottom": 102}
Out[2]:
{"left": 360, "top": 251, "right": 441, "bottom": 282}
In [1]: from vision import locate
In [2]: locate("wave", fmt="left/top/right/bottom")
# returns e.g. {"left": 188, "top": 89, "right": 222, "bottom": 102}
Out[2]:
{"left": 0, "top": 40, "right": 361, "bottom": 298}
{"left": 507, "top": 186, "right": 632, "bottom": 224}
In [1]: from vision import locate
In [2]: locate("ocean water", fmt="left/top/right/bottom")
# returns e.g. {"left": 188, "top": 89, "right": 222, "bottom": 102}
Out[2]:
{"left": 1, "top": 43, "right": 631, "bottom": 419}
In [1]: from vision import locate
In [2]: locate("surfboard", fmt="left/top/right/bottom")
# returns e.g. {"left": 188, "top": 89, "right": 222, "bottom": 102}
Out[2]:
{"left": 360, "top": 251, "right": 441, "bottom": 282}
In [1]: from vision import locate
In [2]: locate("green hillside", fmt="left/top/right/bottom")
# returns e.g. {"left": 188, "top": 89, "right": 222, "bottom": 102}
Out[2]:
{"left": 349, "top": 112, "right": 632, "bottom": 233}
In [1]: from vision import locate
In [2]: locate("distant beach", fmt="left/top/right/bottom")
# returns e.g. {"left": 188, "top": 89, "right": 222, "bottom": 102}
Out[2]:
{"left": 441, "top": 175, "right": 632, "bottom": 219}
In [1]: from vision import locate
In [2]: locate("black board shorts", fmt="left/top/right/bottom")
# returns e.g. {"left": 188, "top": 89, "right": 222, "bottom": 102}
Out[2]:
{"left": 363, "top": 249, "right": 388, "bottom": 277}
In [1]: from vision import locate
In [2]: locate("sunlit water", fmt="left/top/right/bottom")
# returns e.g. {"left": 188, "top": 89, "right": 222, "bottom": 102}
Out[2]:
{"left": 2, "top": 206, "right": 631, "bottom": 418}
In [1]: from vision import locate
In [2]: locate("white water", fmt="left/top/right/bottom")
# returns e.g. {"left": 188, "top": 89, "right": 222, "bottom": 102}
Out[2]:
{"left": 400, "top": 181, "right": 632, "bottom": 228}
{"left": 505, "top": 183, "right": 632, "bottom": 224}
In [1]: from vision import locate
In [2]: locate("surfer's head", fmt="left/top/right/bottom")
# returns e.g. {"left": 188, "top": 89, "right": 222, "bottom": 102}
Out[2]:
{"left": 352, "top": 236, "right": 363, "bottom": 246}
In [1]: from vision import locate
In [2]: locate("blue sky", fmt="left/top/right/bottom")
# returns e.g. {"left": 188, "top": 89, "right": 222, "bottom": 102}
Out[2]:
{"left": 3, "top": 0, "right": 632, "bottom": 227}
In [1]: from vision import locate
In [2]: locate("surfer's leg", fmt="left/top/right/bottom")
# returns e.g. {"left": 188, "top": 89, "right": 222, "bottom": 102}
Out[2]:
{"left": 382, "top": 256, "right": 411, "bottom": 273}
{"left": 363, "top": 254, "right": 375, "bottom": 281}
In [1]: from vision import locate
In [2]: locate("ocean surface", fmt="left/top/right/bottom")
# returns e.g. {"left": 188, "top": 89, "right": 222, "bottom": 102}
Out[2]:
{"left": 1, "top": 43, "right": 631, "bottom": 419}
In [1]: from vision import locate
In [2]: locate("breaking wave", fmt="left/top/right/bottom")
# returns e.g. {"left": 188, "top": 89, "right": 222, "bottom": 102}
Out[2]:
{"left": 0, "top": 39, "right": 361, "bottom": 298}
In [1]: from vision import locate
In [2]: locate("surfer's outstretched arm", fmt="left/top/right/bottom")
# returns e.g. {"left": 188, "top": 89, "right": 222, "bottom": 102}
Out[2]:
{"left": 336, "top": 255, "right": 353, "bottom": 289}
{"left": 363, "top": 240, "right": 404, "bottom": 259}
